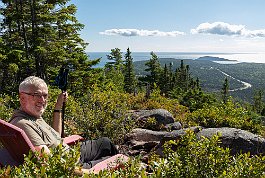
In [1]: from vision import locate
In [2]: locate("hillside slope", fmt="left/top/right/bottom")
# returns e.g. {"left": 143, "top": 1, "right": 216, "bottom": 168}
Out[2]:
{"left": 134, "top": 57, "right": 265, "bottom": 102}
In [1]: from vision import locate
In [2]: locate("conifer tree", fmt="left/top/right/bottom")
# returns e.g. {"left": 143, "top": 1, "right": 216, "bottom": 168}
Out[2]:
{"left": 169, "top": 60, "right": 213, "bottom": 111}
{"left": 0, "top": 0, "right": 98, "bottom": 94}
{"left": 253, "top": 89, "right": 264, "bottom": 114}
{"left": 174, "top": 60, "right": 190, "bottom": 92}
{"left": 221, "top": 77, "right": 229, "bottom": 103}
{"left": 161, "top": 64, "right": 170, "bottom": 96}
{"left": 106, "top": 48, "right": 123, "bottom": 70}
{"left": 124, "top": 48, "right": 136, "bottom": 93}
{"left": 195, "top": 77, "right": 201, "bottom": 90}
{"left": 104, "top": 48, "right": 124, "bottom": 91}
{"left": 145, "top": 51, "right": 162, "bottom": 89}
{"left": 168, "top": 62, "right": 174, "bottom": 90}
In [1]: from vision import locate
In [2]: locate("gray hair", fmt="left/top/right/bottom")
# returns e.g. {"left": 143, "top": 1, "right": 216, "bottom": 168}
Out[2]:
{"left": 19, "top": 76, "right": 48, "bottom": 93}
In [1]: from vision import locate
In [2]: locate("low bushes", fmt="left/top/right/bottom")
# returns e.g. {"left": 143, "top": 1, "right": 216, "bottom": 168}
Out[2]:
{"left": 0, "top": 145, "right": 80, "bottom": 178}
{"left": 1, "top": 130, "right": 265, "bottom": 177}
{"left": 188, "top": 100, "right": 262, "bottom": 134}
{"left": 1, "top": 86, "right": 265, "bottom": 177}
{"left": 148, "top": 130, "right": 265, "bottom": 178}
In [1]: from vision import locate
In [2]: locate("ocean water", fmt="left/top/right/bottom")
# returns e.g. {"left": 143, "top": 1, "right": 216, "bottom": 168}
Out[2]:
{"left": 87, "top": 52, "right": 265, "bottom": 68}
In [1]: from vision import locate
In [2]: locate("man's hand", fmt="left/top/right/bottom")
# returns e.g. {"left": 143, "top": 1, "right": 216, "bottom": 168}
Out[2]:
{"left": 54, "top": 91, "right": 68, "bottom": 110}
{"left": 35, "top": 145, "right": 51, "bottom": 155}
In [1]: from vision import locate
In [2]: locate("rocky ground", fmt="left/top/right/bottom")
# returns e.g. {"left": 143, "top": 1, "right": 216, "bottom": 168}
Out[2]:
{"left": 119, "top": 109, "right": 265, "bottom": 163}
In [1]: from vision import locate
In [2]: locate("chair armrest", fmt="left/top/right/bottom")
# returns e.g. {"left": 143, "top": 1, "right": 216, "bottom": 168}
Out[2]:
{"left": 83, "top": 154, "right": 129, "bottom": 174}
{"left": 63, "top": 135, "right": 84, "bottom": 145}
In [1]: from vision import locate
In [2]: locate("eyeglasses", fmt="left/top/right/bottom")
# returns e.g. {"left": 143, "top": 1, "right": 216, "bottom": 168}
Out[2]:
{"left": 21, "top": 92, "right": 49, "bottom": 100}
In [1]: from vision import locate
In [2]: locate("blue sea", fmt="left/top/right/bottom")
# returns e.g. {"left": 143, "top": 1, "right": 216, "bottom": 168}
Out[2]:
{"left": 87, "top": 52, "right": 265, "bottom": 68}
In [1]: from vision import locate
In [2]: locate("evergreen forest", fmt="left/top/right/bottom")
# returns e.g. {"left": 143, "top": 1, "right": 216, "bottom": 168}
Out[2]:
{"left": 1, "top": 0, "right": 265, "bottom": 177}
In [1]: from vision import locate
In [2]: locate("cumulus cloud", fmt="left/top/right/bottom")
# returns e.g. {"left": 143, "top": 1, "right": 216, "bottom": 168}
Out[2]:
{"left": 99, "top": 28, "right": 185, "bottom": 37}
{"left": 191, "top": 22, "right": 265, "bottom": 38}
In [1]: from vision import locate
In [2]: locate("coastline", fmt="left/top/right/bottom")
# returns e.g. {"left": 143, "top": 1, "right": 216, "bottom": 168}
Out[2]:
{"left": 87, "top": 52, "right": 265, "bottom": 68}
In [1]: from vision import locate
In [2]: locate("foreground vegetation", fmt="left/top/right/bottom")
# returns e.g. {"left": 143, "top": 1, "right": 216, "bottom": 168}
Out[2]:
{"left": 1, "top": 127, "right": 265, "bottom": 177}
{"left": 1, "top": 0, "right": 265, "bottom": 177}
{"left": 1, "top": 84, "right": 265, "bottom": 177}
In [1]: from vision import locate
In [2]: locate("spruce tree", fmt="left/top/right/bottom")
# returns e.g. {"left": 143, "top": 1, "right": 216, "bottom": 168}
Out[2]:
{"left": 221, "top": 77, "right": 229, "bottom": 103}
{"left": 161, "top": 64, "right": 170, "bottom": 96}
{"left": 145, "top": 51, "right": 162, "bottom": 89}
{"left": 168, "top": 62, "right": 174, "bottom": 90}
{"left": 0, "top": 0, "right": 98, "bottom": 94}
{"left": 106, "top": 48, "right": 123, "bottom": 70}
{"left": 253, "top": 89, "right": 264, "bottom": 114}
{"left": 124, "top": 48, "right": 136, "bottom": 94}
{"left": 174, "top": 60, "right": 190, "bottom": 92}
{"left": 104, "top": 48, "right": 124, "bottom": 91}
{"left": 195, "top": 77, "right": 201, "bottom": 90}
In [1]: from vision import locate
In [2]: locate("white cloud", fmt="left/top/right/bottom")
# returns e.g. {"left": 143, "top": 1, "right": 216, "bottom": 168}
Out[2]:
{"left": 99, "top": 28, "right": 185, "bottom": 37}
{"left": 191, "top": 22, "right": 265, "bottom": 38}
{"left": 246, "top": 29, "right": 265, "bottom": 38}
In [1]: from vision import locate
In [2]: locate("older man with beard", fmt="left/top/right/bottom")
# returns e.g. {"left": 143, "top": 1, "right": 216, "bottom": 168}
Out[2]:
{"left": 10, "top": 76, "right": 121, "bottom": 172}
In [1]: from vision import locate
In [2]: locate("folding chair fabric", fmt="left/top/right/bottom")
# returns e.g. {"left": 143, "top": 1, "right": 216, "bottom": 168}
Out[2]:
{"left": 0, "top": 119, "right": 35, "bottom": 166}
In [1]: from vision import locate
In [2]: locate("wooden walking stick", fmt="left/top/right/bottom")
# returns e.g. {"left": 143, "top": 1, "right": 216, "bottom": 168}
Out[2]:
{"left": 55, "top": 66, "right": 69, "bottom": 138}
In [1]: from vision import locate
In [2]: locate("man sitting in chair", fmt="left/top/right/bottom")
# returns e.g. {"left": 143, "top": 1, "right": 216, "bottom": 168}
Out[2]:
{"left": 10, "top": 76, "right": 122, "bottom": 174}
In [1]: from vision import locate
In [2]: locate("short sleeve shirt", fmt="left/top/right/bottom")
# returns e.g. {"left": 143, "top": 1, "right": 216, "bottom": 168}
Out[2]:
{"left": 10, "top": 109, "right": 69, "bottom": 150}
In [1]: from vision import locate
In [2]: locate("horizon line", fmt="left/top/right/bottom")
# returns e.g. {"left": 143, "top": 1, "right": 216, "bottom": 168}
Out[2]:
{"left": 86, "top": 51, "right": 260, "bottom": 54}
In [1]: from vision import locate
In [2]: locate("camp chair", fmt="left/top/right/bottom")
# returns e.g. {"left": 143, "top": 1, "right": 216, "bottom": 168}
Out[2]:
{"left": 0, "top": 119, "right": 129, "bottom": 174}
{"left": 0, "top": 119, "right": 83, "bottom": 167}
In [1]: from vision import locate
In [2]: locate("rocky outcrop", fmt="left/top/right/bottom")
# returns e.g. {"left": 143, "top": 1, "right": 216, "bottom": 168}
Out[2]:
{"left": 130, "top": 109, "right": 177, "bottom": 130}
{"left": 124, "top": 127, "right": 202, "bottom": 157}
{"left": 122, "top": 109, "right": 265, "bottom": 158}
{"left": 124, "top": 127, "right": 265, "bottom": 157}
{"left": 164, "top": 122, "right": 182, "bottom": 130}
{"left": 197, "top": 127, "right": 265, "bottom": 155}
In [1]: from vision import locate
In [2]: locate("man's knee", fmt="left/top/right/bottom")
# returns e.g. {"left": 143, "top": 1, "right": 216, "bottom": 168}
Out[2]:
{"left": 98, "top": 137, "right": 118, "bottom": 155}
{"left": 99, "top": 137, "right": 112, "bottom": 144}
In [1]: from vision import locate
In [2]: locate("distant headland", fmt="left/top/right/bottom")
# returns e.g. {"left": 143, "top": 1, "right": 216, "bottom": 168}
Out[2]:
{"left": 195, "top": 56, "right": 238, "bottom": 62}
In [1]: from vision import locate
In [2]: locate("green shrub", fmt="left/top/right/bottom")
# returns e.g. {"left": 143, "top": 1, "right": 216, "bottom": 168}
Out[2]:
{"left": 43, "top": 87, "right": 86, "bottom": 135}
{"left": 0, "top": 94, "right": 19, "bottom": 121}
{"left": 0, "top": 144, "right": 80, "bottom": 177}
{"left": 1, "top": 80, "right": 265, "bottom": 177}
{"left": 127, "top": 89, "right": 189, "bottom": 126}
{"left": 2, "top": 130, "right": 265, "bottom": 177}
{"left": 148, "top": 130, "right": 265, "bottom": 178}
{"left": 224, "top": 153, "right": 265, "bottom": 178}
{"left": 82, "top": 156, "right": 145, "bottom": 178}
{"left": 189, "top": 100, "right": 262, "bottom": 134}
{"left": 53, "top": 85, "right": 136, "bottom": 144}
{"left": 180, "top": 89, "right": 216, "bottom": 112}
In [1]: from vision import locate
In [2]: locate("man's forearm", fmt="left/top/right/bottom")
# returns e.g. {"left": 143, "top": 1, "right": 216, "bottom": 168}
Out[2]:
{"left": 52, "top": 109, "right": 62, "bottom": 135}
{"left": 53, "top": 92, "right": 67, "bottom": 136}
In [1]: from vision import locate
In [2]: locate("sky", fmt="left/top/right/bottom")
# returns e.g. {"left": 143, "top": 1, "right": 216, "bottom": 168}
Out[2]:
{"left": 70, "top": 0, "right": 265, "bottom": 53}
